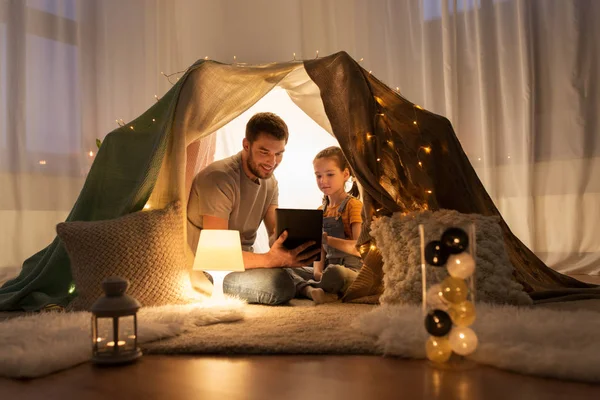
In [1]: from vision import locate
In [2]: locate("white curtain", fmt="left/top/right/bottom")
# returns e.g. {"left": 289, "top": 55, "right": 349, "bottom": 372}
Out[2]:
{"left": 1, "top": 0, "right": 598, "bottom": 282}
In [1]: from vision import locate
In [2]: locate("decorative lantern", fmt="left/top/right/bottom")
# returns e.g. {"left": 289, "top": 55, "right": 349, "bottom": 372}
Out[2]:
{"left": 91, "top": 277, "right": 142, "bottom": 365}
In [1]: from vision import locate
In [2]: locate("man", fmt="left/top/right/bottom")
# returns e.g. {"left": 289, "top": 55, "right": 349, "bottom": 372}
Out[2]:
{"left": 187, "top": 112, "right": 320, "bottom": 305}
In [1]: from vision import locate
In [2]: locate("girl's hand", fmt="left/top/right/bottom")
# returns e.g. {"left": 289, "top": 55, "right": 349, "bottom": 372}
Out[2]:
{"left": 322, "top": 232, "right": 328, "bottom": 248}
{"left": 314, "top": 269, "right": 323, "bottom": 281}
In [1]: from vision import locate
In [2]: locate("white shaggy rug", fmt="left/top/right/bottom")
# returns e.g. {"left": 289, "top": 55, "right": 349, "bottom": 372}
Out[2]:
{"left": 358, "top": 300, "right": 600, "bottom": 384}
{"left": 0, "top": 298, "right": 245, "bottom": 379}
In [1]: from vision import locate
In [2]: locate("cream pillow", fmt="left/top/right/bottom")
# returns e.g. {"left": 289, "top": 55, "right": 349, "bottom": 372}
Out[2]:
{"left": 370, "top": 209, "right": 532, "bottom": 306}
{"left": 57, "top": 201, "right": 194, "bottom": 311}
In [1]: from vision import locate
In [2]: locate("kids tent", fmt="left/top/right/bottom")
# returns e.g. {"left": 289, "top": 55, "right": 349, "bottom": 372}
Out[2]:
{"left": 0, "top": 51, "right": 594, "bottom": 311}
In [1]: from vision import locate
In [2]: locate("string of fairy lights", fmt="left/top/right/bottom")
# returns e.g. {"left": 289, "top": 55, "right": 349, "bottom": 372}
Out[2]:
{"left": 34, "top": 51, "right": 500, "bottom": 171}
{"left": 36, "top": 51, "right": 485, "bottom": 220}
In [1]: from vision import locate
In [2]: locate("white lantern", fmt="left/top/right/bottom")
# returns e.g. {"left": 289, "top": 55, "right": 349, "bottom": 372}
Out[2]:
{"left": 91, "top": 277, "right": 142, "bottom": 365}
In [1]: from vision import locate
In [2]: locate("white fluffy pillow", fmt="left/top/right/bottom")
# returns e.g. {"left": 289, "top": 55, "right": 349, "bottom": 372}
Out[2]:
{"left": 370, "top": 209, "right": 532, "bottom": 306}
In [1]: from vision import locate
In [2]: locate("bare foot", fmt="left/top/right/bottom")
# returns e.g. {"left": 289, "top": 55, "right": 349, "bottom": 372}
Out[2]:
{"left": 304, "top": 287, "right": 338, "bottom": 305}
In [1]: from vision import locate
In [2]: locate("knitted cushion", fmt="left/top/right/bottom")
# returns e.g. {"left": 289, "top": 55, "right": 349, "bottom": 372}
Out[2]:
{"left": 370, "top": 209, "right": 532, "bottom": 306}
{"left": 56, "top": 201, "right": 194, "bottom": 311}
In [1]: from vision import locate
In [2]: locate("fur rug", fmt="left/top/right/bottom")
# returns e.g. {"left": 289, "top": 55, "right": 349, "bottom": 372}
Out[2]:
{"left": 357, "top": 300, "right": 600, "bottom": 383}
{"left": 0, "top": 298, "right": 245, "bottom": 379}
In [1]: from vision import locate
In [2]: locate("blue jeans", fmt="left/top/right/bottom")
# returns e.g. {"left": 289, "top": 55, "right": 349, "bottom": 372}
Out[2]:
{"left": 223, "top": 268, "right": 295, "bottom": 305}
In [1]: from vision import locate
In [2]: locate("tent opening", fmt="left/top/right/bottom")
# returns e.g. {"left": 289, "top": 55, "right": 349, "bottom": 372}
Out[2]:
{"left": 190, "top": 86, "right": 341, "bottom": 253}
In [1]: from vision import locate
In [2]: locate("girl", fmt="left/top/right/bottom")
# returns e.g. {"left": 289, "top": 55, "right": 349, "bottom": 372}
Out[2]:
{"left": 287, "top": 146, "right": 364, "bottom": 304}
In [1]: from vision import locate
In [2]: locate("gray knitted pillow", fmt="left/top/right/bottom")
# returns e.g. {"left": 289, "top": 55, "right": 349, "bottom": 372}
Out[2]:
{"left": 370, "top": 209, "right": 532, "bottom": 306}
{"left": 57, "top": 201, "right": 194, "bottom": 311}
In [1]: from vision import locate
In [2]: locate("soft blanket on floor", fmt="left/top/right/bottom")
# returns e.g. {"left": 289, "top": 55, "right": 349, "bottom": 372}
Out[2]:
{"left": 0, "top": 298, "right": 245, "bottom": 378}
{"left": 357, "top": 300, "right": 600, "bottom": 384}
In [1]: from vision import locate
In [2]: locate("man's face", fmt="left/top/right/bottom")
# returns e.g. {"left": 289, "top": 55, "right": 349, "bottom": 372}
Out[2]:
{"left": 244, "top": 133, "right": 286, "bottom": 179}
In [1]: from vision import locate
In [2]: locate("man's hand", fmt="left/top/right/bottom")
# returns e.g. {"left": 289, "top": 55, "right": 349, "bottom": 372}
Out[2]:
{"left": 268, "top": 231, "right": 321, "bottom": 267}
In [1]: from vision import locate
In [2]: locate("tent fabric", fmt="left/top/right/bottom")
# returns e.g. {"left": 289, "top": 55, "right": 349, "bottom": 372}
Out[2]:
{"left": 0, "top": 52, "right": 595, "bottom": 311}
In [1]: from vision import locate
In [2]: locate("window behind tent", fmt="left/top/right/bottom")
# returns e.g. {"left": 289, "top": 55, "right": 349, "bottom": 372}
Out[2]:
{"left": 422, "top": 0, "right": 511, "bottom": 21}
{"left": 422, "top": 0, "right": 481, "bottom": 21}
{"left": 0, "top": 20, "right": 6, "bottom": 151}
{"left": 0, "top": 0, "right": 81, "bottom": 175}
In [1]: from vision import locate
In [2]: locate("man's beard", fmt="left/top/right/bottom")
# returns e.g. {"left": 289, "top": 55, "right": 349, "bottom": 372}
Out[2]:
{"left": 247, "top": 152, "right": 275, "bottom": 179}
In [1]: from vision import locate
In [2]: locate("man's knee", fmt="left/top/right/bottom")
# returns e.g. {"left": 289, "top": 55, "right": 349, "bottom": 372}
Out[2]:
{"left": 261, "top": 269, "right": 295, "bottom": 305}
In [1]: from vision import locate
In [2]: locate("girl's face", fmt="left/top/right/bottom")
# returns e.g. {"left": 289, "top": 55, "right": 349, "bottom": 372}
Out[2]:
{"left": 313, "top": 157, "right": 350, "bottom": 195}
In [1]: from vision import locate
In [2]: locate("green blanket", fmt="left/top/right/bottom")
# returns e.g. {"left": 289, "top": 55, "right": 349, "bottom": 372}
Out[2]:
{"left": 0, "top": 66, "right": 194, "bottom": 311}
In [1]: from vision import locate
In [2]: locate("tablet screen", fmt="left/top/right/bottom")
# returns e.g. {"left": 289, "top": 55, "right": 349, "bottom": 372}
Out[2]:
{"left": 275, "top": 208, "right": 323, "bottom": 262}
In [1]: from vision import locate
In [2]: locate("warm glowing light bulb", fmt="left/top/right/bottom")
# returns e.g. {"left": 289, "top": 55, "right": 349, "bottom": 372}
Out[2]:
{"left": 418, "top": 161, "right": 423, "bottom": 167}
{"left": 154, "top": 94, "right": 159, "bottom": 101}
{"left": 413, "top": 121, "right": 418, "bottom": 125}
{"left": 449, "top": 327, "right": 478, "bottom": 355}
{"left": 369, "top": 70, "right": 372, "bottom": 74}
{"left": 396, "top": 86, "right": 400, "bottom": 92}
{"left": 316, "top": 50, "right": 319, "bottom": 57}
{"left": 370, "top": 244, "right": 377, "bottom": 250}
{"left": 448, "top": 301, "right": 476, "bottom": 327}
{"left": 233, "top": 55, "right": 237, "bottom": 61}
{"left": 447, "top": 253, "right": 475, "bottom": 279}
{"left": 366, "top": 133, "right": 372, "bottom": 140}
{"left": 88, "top": 151, "right": 94, "bottom": 157}
{"left": 426, "top": 190, "right": 433, "bottom": 194}
{"left": 415, "top": 105, "right": 423, "bottom": 110}
{"left": 426, "top": 336, "right": 453, "bottom": 363}
{"left": 144, "top": 204, "right": 151, "bottom": 210}
{"left": 130, "top": 126, "right": 134, "bottom": 130}
{"left": 152, "top": 118, "right": 156, "bottom": 122}
{"left": 507, "top": 155, "right": 511, "bottom": 159}
{"left": 39, "top": 160, "right": 46, "bottom": 165}
{"left": 359, "top": 57, "right": 364, "bottom": 62}
{"left": 426, "top": 284, "right": 449, "bottom": 310}
{"left": 423, "top": 147, "right": 431, "bottom": 154}
{"left": 377, "top": 158, "right": 381, "bottom": 162}
{"left": 441, "top": 276, "right": 468, "bottom": 304}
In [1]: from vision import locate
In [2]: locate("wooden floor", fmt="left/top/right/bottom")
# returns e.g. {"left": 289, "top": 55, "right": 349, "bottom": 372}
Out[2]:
{"left": 2, "top": 355, "right": 599, "bottom": 400}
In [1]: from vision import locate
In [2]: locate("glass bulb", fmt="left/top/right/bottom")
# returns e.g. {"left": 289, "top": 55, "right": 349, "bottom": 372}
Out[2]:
{"left": 449, "top": 327, "right": 478, "bottom": 356}
{"left": 426, "top": 336, "right": 452, "bottom": 363}
{"left": 441, "top": 276, "right": 468, "bottom": 304}
{"left": 426, "top": 284, "right": 448, "bottom": 310}
{"left": 447, "top": 253, "right": 475, "bottom": 279}
{"left": 448, "top": 301, "right": 476, "bottom": 327}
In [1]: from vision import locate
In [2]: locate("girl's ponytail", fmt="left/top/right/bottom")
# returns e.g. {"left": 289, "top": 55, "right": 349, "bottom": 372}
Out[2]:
{"left": 348, "top": 177, "right": 360, "bottom": 199}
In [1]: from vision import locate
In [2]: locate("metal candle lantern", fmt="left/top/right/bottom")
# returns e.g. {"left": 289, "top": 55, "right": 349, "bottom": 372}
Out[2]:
{"left": 91, "top": 277, "right": 142, "bottom": 365}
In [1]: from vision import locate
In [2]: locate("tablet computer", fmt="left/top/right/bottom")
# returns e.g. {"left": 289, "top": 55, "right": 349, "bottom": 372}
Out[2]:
{"left": 275, "top": 208, "right": 323, "bottom": 262}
